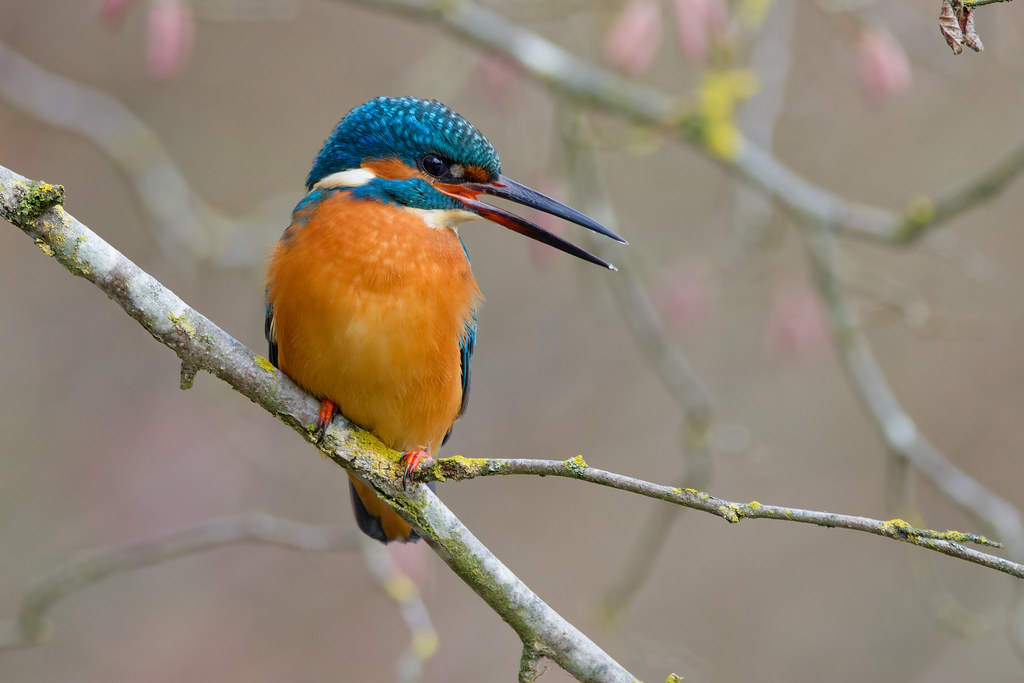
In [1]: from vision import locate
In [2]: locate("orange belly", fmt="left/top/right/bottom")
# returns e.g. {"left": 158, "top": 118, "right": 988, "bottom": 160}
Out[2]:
{"left": 267, "top": 192, "right": 482, "bottom": 453}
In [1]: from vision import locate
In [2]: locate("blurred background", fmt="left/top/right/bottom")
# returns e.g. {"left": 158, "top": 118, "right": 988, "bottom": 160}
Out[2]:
{"left": 2, "top": 0, "right": 1024, "bottom": 681}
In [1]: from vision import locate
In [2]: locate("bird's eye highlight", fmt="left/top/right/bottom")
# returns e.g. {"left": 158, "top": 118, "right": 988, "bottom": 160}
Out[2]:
{"left": 421, "top": 154, "right": 450, "bottom": 178}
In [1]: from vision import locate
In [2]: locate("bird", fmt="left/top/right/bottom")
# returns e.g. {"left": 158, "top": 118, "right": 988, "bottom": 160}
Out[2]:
{"left": 265, "top": 97, "right": 625, "bottom": 542}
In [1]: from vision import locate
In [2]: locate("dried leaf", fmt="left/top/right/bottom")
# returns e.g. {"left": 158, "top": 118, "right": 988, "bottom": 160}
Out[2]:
{"left": 939, "top": 0, "right": 986, "bottom": 55}
{"left": 939, "top": 0, "right": 964, "bottom": 55}
{"left": 960, "top": 5, "right": 984, "bottom": 52}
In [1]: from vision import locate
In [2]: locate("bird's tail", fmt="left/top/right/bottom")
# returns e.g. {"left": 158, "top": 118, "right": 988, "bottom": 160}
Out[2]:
{"left": 348, "top": 474, "right": 430, "bottom": 542}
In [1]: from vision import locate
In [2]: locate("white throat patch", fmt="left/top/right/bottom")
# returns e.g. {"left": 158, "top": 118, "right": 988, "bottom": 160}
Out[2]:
{"left": 406, "top": 207, "right": 480, "bottom": 232}
{"left": 311, "top": 167, "right": 377, "bottom": 190}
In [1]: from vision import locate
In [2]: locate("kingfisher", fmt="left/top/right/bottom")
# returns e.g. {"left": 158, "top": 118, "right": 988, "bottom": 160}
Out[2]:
{"left": 266, "top": 97, "right": 624, "bottom": 542}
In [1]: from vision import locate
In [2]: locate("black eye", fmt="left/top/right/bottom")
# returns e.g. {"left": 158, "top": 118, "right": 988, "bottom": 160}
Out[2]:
{"left": 421, "top": 154, "right": 450, "bottom": 178}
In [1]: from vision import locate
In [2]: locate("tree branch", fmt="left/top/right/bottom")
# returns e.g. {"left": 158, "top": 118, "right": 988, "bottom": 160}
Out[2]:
{"left": 420, "top": 456, "right": 1024, "bottom": 579}
{"left": 0, "top": 163, "right": 638, "bottom": 683}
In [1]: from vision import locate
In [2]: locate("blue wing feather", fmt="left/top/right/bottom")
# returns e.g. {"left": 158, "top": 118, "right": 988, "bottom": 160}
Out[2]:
{"left": 457, "top": 312, "right": 477, "bottom": 419}
{"left": 265, "top": 296, "right": 279, "bottom": 368}
{"left": 443, "top": 235, "right": 478, "bottom": 447}
{"left": 442, "top": 312, "right": 476, "bottom": 447}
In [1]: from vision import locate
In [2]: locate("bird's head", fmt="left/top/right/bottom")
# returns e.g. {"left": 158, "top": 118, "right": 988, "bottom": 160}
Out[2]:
{"left": 306, "top": 97, "right": 625, "bottom": 269}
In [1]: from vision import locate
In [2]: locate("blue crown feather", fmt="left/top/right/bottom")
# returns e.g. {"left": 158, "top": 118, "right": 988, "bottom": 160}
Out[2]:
{"left": 307, "top": 97, "right": 501, "bottom": 190}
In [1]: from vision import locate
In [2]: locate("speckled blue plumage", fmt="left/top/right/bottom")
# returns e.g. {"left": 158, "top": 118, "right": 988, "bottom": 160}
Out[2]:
{"left": 306, "top": 96, "right": 501, "bottom": 189}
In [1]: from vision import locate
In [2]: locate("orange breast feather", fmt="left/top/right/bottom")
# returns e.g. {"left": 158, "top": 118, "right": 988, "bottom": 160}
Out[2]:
{"left": 267, "top": 192, "right": 482, "bottom": 453}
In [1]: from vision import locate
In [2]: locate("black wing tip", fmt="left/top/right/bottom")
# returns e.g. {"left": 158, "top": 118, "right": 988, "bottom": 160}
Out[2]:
{"left": 349, "top": 481, "right": 389, "bottom": 542}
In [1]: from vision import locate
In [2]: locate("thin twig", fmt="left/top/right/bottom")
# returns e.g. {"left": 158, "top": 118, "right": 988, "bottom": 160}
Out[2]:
{"left": 519, "top": 646, "right": 544, "bottom": 683}
{"left": 420, "top": 456, "right": 1023, "bottom": 578}
{"left": 884, "top": 140, "right": 1024, "bottom": 244}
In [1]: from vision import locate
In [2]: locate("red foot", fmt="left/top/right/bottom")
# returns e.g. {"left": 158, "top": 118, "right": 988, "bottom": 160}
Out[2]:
{"left": 314, "top": 399, "right": 337, "bottom": 444}
{"left": 401, "top": 448, "right": 431, "bottom": 488}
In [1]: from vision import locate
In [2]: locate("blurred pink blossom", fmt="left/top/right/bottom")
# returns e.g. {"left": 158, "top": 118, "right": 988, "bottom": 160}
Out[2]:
{"left": 764, "top": 284, "right": 830, "bottom": 360}
{"left": 475, "top": 51, "right": 524, "bottom": 104}
{"left": 603, "top": 0, "right": 663, "bottom": 76}
{"left": 146, "top": 0, "right": 195, "bottom": 80}
{"left": 858, "top": 27, "right": 911, "bottom": 102}
{"left": 654, "top": 262, "right": 717, "bottom": 334}
{"left": 98, "top": 0, "right": 135, "bottom": 25}
{"left": 672, "top": 0, "right": 731, "bottom": 62}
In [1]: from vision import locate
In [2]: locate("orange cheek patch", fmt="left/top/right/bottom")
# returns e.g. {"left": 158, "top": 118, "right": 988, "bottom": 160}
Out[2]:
{"left": 364, "top": 157, "right": 418, "bottom": 180}
{"left": 463, "top": 165, "right": 492, "bottom": 182}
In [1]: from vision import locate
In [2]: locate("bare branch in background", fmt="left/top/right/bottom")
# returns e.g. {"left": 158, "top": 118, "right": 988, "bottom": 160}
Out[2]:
{"left": 0, "top": 508, "right": 434, "bottom": 681}
{"left": 0, "top": 513, "right": 360, "bottom": 651}
{"left": 727, "top": 0, "right": 796, "bottom": 259}
{"left": 803, "top": 223, "right": 1024, "bottom": 653}
{"left": 0, "top": 40, "right": 291, "bottom": 267}
{"left": 804, "top": 227, "right": 1024, "bottom": 559}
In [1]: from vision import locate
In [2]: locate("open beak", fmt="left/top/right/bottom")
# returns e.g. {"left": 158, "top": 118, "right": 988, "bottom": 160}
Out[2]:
{"left": 437, "top": 175, "right": 627, "bottom": 270}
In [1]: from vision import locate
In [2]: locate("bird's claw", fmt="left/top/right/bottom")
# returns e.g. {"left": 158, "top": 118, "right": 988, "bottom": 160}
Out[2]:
{"left": 313, "top": 399, "right": 337, "bottom": 444}
{"left": 401, "top": 448, "right": 431, "bottom": 489}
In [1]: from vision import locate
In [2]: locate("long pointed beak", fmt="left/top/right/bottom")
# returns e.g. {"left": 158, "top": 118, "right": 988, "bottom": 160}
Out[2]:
{"left": 437, "top": 175, "right": 626, "bottom": 271}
